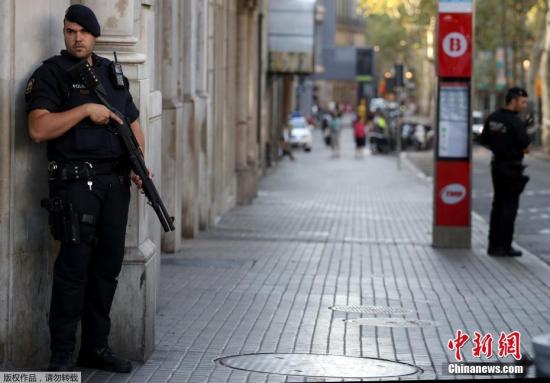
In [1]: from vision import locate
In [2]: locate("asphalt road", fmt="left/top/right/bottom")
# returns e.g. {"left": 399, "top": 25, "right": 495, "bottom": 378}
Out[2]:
{"left": 406, "top": 144, "right": 550, "bottom": 265}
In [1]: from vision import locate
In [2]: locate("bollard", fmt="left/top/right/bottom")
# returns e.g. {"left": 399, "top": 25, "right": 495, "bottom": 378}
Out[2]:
{"left": 533, "top": 333, "right": 550, "bottom": 377}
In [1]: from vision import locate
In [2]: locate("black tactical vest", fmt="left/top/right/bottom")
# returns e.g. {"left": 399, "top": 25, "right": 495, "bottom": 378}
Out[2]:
{"left": 42, "top": 51, "right": 134, "bottom": 162}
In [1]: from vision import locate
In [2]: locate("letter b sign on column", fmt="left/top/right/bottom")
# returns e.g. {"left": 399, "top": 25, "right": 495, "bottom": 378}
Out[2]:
{"left": 438, "top": 0, "right": 472, "bottom": 78}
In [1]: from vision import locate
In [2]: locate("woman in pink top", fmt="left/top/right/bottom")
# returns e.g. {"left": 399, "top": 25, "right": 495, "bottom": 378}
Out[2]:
{"left": 353, "top": 117, "right": 367, "bottom": 158}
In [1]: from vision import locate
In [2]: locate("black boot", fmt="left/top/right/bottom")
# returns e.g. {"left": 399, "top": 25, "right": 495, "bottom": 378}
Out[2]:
{"left": 488, "top": 247, "right": 506, "bottom": 256}
{"left": 505, "top": 247, "right": 523, "bottom": 257}
{"left": 48, "top": 351, "right": 74, "bottom": 371}
{"left": 76, "top": 346, "right": 132, "bottom": 373}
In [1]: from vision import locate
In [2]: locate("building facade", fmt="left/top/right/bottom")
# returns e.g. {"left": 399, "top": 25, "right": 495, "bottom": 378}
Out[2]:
{"left": 0, "top": 0, "right": 273, "bottom": 368}
{"left": 313, "top": 0, "right": 370, "bottom": 110}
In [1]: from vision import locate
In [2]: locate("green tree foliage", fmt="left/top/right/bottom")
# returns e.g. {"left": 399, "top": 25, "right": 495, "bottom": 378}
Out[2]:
{"left": 475, "top": 0, "right": 541, "bottom": 92}
{"left": 359, "top": 0, "right": 546, "bottom": 105}
{"left": 357, "top": 0, "right": 435, "bottom": 87}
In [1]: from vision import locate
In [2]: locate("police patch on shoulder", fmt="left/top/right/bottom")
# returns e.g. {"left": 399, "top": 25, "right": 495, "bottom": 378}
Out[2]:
{"left": 25, "top": 78, "right": 35, "bottom": 95}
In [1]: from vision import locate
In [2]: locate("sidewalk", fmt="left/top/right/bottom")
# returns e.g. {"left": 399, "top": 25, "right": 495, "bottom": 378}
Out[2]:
{"left": 85, "top": 128, "right": 550, "bottom": 382}
{"left": 530, "top": 147, "right": 550, "bottom": 162}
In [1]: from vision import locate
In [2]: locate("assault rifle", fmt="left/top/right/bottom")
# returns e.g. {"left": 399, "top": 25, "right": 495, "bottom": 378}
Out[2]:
{"left": 68, "top": 58, "right": 175, "bottom": 232}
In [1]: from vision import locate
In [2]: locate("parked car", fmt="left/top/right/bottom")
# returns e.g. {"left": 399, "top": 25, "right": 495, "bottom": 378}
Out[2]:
{"left": 472, "top": 110, "right": 484, "bottom": 141}
{"left": 287, "top": 117, "right": 313, "bottom": 151}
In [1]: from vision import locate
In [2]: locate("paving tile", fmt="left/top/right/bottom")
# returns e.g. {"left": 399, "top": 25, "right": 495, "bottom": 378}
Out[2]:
{"left": 100, "top": 131, "right": 550, "bottom": 382}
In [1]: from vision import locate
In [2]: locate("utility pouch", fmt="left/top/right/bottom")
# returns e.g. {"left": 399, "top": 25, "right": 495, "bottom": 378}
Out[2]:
{"left": 41, "top": 197, "right": 80, "bottom": 244}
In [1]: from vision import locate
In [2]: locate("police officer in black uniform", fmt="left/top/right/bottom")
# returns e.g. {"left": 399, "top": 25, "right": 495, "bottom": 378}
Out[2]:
{"left": 480, "top": 87, "right": 531, "bottom": 257}
{"left": 25, "top": 4, "right": 148, "bottom": 372}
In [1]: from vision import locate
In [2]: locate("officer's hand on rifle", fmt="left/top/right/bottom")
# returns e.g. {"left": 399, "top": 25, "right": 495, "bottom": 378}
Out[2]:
{"left": 86, "top": 103, "right": 123, "bottom": 125}
{"left": 131, "top": 169, "right": 154, "bottom": 190}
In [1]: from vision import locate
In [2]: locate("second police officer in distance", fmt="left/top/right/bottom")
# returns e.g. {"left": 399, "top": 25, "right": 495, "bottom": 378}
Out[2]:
{"left": 480, "top": 87, "right": 531, "bottom": 257}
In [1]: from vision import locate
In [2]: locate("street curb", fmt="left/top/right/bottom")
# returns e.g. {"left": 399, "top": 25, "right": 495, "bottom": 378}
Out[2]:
{"left": 399, "top": 152, "right": 432, "bottom": 183}
{"left": 400, "top": 151, "right": 550, "bottom": 283}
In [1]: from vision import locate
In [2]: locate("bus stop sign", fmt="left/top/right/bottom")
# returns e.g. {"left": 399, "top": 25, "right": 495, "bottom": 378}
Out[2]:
{"left": 438, "top": 1, "right": 472, "bottom": 78}
{"left": 433, "top": 0, "right": 473, "bottom": 248}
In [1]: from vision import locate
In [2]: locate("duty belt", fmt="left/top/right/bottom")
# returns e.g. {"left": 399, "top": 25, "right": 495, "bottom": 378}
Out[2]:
{"left": 491, "top": 155, "right": 523, "bottom": 164}
{"left": 48, "top": 160, "right": 129, "bottom": 190}
{"left": 491, "top": 158, "right": 524, "bottom": 167}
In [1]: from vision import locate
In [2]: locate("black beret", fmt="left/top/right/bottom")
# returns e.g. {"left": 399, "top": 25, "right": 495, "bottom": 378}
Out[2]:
{"left": 65, "top": 4, "right": 101, "bottom": 37}
{"left": 507, "top": 87, "right": 528, "bottom": 98}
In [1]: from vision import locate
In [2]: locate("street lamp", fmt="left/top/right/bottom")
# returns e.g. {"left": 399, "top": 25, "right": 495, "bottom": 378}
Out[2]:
{"left": 523, "top": 59, "right": 531, "bottom": 71}
{"left": 405, "top": 71, "right": 414, "bottom": 80}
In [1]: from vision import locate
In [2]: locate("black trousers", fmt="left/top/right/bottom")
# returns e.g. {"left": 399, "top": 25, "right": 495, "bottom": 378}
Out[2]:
{"left": 49, "top": 173, "right": 130, "bottom": 353}
{"left": 488, "top": 162, "right": 523, "bottom": 251}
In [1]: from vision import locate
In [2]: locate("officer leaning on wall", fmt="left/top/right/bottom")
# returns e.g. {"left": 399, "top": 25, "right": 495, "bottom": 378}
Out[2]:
{"left": 480, "top": 87, "right": 531, "bottom": 258}
{"left": 25, "top": 4, "right": 150, "bottom": 373}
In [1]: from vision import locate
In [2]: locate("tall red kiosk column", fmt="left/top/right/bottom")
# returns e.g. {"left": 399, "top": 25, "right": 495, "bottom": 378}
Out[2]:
{"left": 433, "top": 0, "right": 473, "bottom": 248}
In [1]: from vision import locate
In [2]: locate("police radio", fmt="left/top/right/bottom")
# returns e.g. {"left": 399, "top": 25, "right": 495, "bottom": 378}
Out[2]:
{"left": 111, "top": 51, "right": 125, "bottom": 88}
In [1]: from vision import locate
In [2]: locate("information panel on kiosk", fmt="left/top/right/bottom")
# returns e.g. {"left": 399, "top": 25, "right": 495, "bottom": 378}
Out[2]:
{"left": 435, "top": 81, "right": 471, "bottom": 161}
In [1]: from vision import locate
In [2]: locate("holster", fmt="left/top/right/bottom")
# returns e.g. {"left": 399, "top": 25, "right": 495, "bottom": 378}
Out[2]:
{"left": 41, "top": 197, "right": 80, "bottom": 244}
{"left": 491, "top": 160, "right": 529, "bottom": 195}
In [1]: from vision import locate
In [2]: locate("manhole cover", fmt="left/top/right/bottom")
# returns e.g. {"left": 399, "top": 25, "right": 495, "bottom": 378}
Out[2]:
{"left": 215, "top": 353, "right": 421, "bottom": 379}
{"left": 344, "top": 318, "right": 438, "bottom": 328}
{"left": 329, "top": 305, "right": 413, "bottom": 315}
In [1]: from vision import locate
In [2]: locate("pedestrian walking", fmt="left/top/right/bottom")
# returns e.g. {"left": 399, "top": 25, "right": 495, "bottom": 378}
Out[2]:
{"left": 370, "top": 110, "right": 389, "bottom": 154}
{"left": 480, "top": 87, "right": 531, "bottom": 257}
{"left": 278, "top": 134, "right": 296, "bottom": 161}
{"left": 373, "top": 109, "right": 387, "bottom": 132}
{"left": 353, "top": 116, "right": 367, "bottom": 159}
{"left": 25, "top": 4, "right": 148, "bottom": 372}
{"left": 330, "top": 111, "right": 341, "bottom": 157}
{"left": 321, "top": 112, "right": 332, "bottom": 147}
